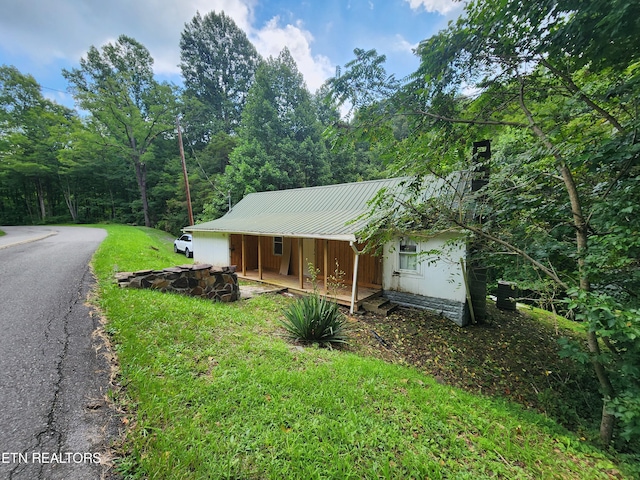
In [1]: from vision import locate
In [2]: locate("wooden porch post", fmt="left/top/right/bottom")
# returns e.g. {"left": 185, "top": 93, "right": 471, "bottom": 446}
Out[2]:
{"left": 241, "top": 234, "right": 247, "bottom": 276}
{"left": 323, "top": 239, "right": 329, "bottom": 295}
{"left": 258, "top": 236, "right": 263, "bottom": 280}
{"left": 349, "top": 241, "right": 363, "bottom": 314}
{"left": 298, "top": 238, "right": 304, "bottom": 289}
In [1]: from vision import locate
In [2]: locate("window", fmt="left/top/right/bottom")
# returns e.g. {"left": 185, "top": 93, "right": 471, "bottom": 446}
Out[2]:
{"left": 399, "top": 238, "right": 418, "bottom": 271}
{"left": 273, "top": 236, "right": 283, "bottom": 256}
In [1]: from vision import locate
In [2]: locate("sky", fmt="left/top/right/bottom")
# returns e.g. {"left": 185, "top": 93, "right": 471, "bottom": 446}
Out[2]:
{"left": 0, "top": 0, "right": 464, "bottom": 110}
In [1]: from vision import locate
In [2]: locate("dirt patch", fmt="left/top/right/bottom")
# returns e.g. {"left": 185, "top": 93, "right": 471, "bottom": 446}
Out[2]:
{"left": 342, "top": 302, "right": 600, "bottom": 433}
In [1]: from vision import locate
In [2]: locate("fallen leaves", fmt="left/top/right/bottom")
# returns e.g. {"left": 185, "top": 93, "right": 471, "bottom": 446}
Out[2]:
{"left": 344, "top": 302, "right": 600, "bottom": 431}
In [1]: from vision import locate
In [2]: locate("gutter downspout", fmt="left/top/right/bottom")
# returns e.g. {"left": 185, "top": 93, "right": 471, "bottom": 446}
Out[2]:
{"left": 349, "top": 241, "right": 364, "bottom": 314}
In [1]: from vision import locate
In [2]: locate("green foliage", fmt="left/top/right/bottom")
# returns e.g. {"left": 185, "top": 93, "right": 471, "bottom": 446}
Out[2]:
{"left": 325, "top": 0, "right": 640, "bottom": 447}
{"left": 0, "top": 65, "right": 83, "bottom": 223}
{"left": 223, "top": 48, "right": 332, "bottom": 202}
{"left": 180, "top": 11, "right": 261, "bottom": 137}
{"left": 547, "top": 0, "right": 640, "bottom": 71}
{"left": 280, "top": 260, "right": 349, "bottom": 347}
{"left": 63, "top": 35, "right": 179, "bottom": 227}
{"left": 280, "top": 262, "right": 349, "bottom": 346}
{"left": 2, "top": 25, "right": 385, "bottom": 228}
{"left": 280, "top": 293, "right": 349, "bottom": 346}
{"left": 611, "top": 392, "right": 640, "bottom": 443}
{"left": 326, "top": 48, "right": 400, "bottom": 118}
{"left": 566, "top": 290, "right": 640, "bottom": 444}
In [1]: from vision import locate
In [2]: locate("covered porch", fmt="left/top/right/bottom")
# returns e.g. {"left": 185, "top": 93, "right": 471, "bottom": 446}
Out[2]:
{"left": 231, "top": 234, "right": 383, "bottom": 312}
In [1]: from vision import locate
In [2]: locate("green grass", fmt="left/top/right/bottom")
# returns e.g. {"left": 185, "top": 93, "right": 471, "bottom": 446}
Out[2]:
{"left": 92, "top": 225, "right": 637, "bottom": 479}
{"left": 522, "top": 304, "right": 587, "bottom": 335}
{"left": 0, "top": 229, "right": 5, "bottom": 236}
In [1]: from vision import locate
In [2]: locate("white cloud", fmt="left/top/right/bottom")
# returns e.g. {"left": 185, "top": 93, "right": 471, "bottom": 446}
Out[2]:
{"left": 250, "top": 17, "right": 334, "bottom": 92}
{"left": 391, "top": 35, "right": 419, "bottom": 55}
{"left": 0, "top": 0, "right": 255, "bottom": 72}
{"left": 404, "top": 0, "right": 459, "bottom": 15}
{"left": 141, "top": 0, "right": 256, "bottom": 75}
{"left": 0, "top": 0, "right": 333, "bottom": 93}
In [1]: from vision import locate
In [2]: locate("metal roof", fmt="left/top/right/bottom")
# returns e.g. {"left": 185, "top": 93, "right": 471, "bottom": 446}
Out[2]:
{"left": 186, "top": 177, "right": 414, "bottom": 241}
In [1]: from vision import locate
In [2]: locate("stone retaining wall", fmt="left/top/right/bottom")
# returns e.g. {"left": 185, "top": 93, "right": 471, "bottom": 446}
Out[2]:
{"left": 116, "top": 264, "right": 239, "bottom": 302}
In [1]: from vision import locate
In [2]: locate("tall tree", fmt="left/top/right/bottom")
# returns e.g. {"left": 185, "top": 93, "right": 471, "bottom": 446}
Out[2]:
{"left": 63, "top": 35, "right": 179, "bottom": 227}
{"left": 180, "top": 11, "right": 261, "bottom": 138}
{"left": 327, "top": 0, "right": 640, "bottom": 446}
{"left": 224, "top": 48, "right": 330, "bottom": 203}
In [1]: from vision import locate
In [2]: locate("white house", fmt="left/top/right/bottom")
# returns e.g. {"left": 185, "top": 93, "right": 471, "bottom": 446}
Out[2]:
{"left": 185, "top": 176, "right": 483, "bottom": 326}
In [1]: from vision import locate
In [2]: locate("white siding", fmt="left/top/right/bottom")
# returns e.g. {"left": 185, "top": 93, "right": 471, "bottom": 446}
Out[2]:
{"left": 192, "top": 232, "right": 230, "bottom": 267}
{"left": 382, "top": 233, "right": 467, "bottom": 303}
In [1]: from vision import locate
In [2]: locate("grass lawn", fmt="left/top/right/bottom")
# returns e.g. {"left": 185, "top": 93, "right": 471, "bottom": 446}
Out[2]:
{"left": 92, "top": 225, "right": 638, "bottom": 479}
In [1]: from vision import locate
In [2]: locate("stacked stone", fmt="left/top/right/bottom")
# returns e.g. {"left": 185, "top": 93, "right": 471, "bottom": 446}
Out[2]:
{"left": 115, "top": 264, "right": 239, "bottom": 302}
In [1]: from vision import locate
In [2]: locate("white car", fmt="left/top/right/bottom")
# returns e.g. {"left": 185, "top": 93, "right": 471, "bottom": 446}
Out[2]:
{"left": 174, "top": 233, "right": 193, "bottom": 258}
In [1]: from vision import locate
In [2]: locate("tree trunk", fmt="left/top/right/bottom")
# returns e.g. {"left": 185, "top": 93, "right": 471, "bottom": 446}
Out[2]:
{"left": 134, "top": 159, "right": 151, "bottom": 228}
{"left": 600, "top": 404, "right": 616, "bottom": 446}
{"left": 588, "top": 329, "right": 616, "bottom": 445}
{"left": 61, "top": 179, "right": 78, "bottom": 222}
{"left": 23, "top": 186, "right": 33, "bottom": 221}
{"left": 36, "top": 178, "right": 46, "bottom": 222}
{"left": 518, "top": 83, "right": 616, "bottom": 445}
{"left": 110, "top": 189, "right": 116, "bottom": 221}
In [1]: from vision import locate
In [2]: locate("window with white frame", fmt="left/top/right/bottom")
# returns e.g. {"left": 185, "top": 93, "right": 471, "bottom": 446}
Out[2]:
{"left": 273, "top": 236, "right": 283, "bottom": 256}
{"left": 398, "top": 238, "right": 418, "bottom": 271}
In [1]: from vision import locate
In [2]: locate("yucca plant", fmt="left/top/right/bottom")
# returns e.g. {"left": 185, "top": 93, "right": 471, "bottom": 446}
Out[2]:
{"left": 280, "top": 293, "right": 349, "bottom": 346}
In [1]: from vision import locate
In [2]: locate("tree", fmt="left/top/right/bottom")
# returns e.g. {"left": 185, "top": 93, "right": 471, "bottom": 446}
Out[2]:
{"left": 327, "top": 48, "right": 399, "bottom": 120}
{"left": 63, "top": 35, "right": 179, "bottom": 227}
{"left": 0, "top": 65, "right": 79, "bottom": 223}
{"left": 180, "top": 11, "right": 261, "bottom": 138}
{"left": 327, "top": 0, "right": 640, "bottom": 446}
{"left": 314, "top": 83, "right": 388, "bottom": 183}
{"left": 224, "top": 48, "right": 330, "bottom": 203}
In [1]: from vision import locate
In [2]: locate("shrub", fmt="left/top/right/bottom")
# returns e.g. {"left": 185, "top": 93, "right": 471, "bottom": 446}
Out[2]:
{"left": 280, "top": 293, "right": 349, "bottom": 346}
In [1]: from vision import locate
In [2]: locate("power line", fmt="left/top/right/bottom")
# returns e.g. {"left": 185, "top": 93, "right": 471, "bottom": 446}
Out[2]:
{"left": 39, "top": 85, "right": 67, "bottom": 94}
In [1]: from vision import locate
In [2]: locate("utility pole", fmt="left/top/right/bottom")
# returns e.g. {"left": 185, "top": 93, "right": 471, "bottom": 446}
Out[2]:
{"left": 176, "top": 117, "right": 194, "bottom": 226}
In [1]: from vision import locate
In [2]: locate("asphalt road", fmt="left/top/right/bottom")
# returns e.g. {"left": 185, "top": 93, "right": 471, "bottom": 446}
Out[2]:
{"left": 0, "top": 226, "right": 118, "bottom": 479}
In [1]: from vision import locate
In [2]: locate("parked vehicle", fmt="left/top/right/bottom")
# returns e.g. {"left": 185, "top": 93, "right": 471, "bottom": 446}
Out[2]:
{"left": 174, "top": 234, "right": 193, "bottom": 258}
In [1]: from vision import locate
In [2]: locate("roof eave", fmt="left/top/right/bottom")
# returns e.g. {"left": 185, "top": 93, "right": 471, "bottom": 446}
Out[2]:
{"left": 185, "top": 226, "right": 357, "bottom": 243}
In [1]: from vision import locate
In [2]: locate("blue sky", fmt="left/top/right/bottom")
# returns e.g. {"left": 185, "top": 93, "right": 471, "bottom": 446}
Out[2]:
{"left": 0, "top": 0, "right": 463, "bottom": 109}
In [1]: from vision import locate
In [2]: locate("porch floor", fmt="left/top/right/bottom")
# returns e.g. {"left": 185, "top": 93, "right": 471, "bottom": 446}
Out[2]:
{"left": 237, "top": 269, "right": 381, "bottom": 309}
